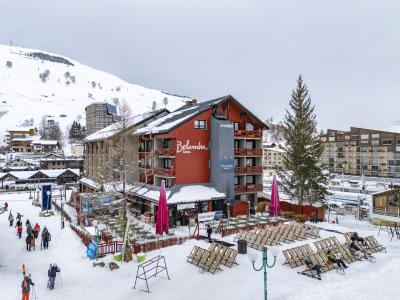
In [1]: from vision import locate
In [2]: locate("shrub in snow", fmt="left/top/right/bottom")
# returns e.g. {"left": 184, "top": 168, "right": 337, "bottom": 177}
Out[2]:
{"left": 64, "top": 71, "right": 70, "bottom": 79}
{"left": 6, "top": 61, "right": 12, "bottom": 68}
{"left": 70, "top": 75, "right": 76, "bottom": 83}
{"left": 91, "top": 81, "right": 96, "bottom": 88}
{"left": 39, "top": 69, "right": 50, "bottom": 83}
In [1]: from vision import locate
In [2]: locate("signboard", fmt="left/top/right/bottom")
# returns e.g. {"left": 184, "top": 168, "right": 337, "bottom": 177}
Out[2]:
{"left": 41, "top": 185, "right": 52, "bottom": 211}
{"left": 198, "top": 210, "right": 223, "bottom": 222}
{"left": 177, "top": 140, "right": 209, "bottom": 154}
{"left": 82, "top": 199, "right": 90, "bottom": 216}
{"left": 177, "top": 203, "right": 196, "bottom": 210}
{"left": 220, "top": 159, "right": 235, "bottom": 172}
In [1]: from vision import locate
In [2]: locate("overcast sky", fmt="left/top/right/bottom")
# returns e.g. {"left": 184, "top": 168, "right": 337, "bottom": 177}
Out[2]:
{"left": 1, "top": 0, "right": 399, "bottom": 131}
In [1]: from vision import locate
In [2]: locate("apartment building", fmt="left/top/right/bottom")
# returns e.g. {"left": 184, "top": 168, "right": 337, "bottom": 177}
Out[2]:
{"left": 320, "top": 127, "right": 400, "bottom": 178}
{"left": 6, "top": 126, "right": 38, "bottom": 152}
{"left": 83, "top": 110, "right": 169, "bottom": 185}
{"left": 263, "top": 142, "right": 285, "bottom": 173}
{"left": 85, "top": 102, "right": 121, "bottom": 135}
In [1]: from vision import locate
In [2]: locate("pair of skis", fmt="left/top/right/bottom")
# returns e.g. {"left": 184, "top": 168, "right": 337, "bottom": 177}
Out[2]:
{"left": 297, "top": 270, "right": 321, "bottom": 280}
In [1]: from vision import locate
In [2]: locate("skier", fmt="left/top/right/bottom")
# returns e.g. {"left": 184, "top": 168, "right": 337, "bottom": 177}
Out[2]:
{"left": 349, "top": 241, "right": 369, "bottom": 259}
{"left": 42, "top": 227, "right": 51, "bottom": 249}
{"left": 303, "top": 257, "right": 322, "bottom": 279}
{"left": 16, "top": 212, "right": 23, "bottom": 221}
{"left": 16, "top": 220, "right": 23, "bottom": 239}
{"left": 8, "top": 210, "right": 14, "bottom": 227}
{"left": 33, "top": 223, "right": 40, "bottom": 239}
{"left": 351, "top": 232, "right": 367, "bottom": 247}
{"left": 206, "top": 224, "right": 212, "bottom": 243}
{"left": 21, "top": 273, "right": 34, "bottom": 300}
{"left": 3, "top": 201, "right": 8, "bottom": 211}
{"left": 27, "top": 223, "right": 33, "bottom": 237}
{"left": 26, "top": 219, "right": 31, "bottom": 227}
{"left": 325, "top": 250, "right": 347, "bottom": 269}
{"left": 26, "top": 234, "right": 32, "bottom": 251}
{"left": 48, "top": 263, "right": 60, "bottom": 290}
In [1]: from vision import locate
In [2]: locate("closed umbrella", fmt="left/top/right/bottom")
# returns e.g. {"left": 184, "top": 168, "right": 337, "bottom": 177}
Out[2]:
{"left": 269, "top": 175, "right": 281, "bottom": 216}
{"left": 156, "top": 180, "right": 169, "bottom": 235}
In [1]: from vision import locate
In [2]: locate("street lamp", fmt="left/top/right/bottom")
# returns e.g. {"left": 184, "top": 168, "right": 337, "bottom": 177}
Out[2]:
{"left": 29, "top": 178, "right": 32, "bottom": 199}
{"left": 249, "top": 247, "right": 278, "bottom": 300}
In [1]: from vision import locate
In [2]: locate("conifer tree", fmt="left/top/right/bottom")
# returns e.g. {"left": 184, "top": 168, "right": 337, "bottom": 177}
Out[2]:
{"left": 280, "top": 75, "right": 329, "bottom": 208}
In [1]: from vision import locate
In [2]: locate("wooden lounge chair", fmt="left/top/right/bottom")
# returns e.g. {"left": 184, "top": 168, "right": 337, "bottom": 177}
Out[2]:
{"left": 221, "top": 248, "right": 239, "bottom": 267}
{"left": 365, "top": 236, "right": 386, "bottom": 253}
{"left": 187, "top": 246, "right": 205, "bottom": 264}
{"left": 282, "top": 249, "right": 300, "bottom": 268}
{"left": 197, "top": 250, "right": 212, "bottom": 269}
{"left": 234, "top": 230, "right": 246, "bottom": 242}
{"left": 202, "top": 253, "right": 223, "bottom": 274}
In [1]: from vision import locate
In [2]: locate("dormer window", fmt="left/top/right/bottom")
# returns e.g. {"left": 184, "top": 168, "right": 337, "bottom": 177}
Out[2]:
{"left": 194, "top": 120, "right": 206, "bottom": 130}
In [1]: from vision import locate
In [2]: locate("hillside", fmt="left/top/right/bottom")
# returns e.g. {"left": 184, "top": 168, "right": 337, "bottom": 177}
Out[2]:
{"left": 0, "top": 44, "right": 190, "bottom": 147}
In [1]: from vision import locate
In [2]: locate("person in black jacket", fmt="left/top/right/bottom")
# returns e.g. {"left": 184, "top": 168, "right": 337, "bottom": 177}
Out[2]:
{"left": 351, "top": 232, "right": 367, "bottom": 247}
{"left": 206, "top": 224, "right": 213, "bottom": 242}
{"left": 48, "top": 263, "right": 60, "bottom": 290}
{"left": 41, "top": 227, "right": 51, "bottom": 249}
{"left": 26, "top": 235, "right": 32, "bottom": 251}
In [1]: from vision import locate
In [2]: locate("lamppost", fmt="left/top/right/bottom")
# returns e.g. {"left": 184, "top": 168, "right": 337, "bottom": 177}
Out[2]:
{"left": 60, "top": 188, "right": 65, "bottom": 229}
{"left": 249, "top": 247, "right": 278, "bottom": 300}
{"left": 29, "top": 178, "right": 32, "bottom": 199}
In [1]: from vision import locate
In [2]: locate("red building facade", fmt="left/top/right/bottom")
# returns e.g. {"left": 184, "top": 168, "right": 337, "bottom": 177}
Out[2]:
{"left": 136, "top": 96, "right": 266, "bottom": 209}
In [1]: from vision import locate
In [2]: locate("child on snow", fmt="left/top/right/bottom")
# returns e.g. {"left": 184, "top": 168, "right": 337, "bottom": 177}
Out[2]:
{"left": 303, "top": 257, "right": 322, "bottom": 278}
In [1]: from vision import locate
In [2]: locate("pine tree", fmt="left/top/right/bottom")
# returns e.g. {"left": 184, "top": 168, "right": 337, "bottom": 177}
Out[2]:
{"left": 280, "top": 75, "right": 329, "bottom": 209}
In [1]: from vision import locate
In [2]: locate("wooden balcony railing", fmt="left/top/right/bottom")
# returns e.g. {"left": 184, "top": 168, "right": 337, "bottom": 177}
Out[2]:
{"left": 246, "top": 166, "right": 263, "bottom": 174}
{"left": 234, "top": 184, "right": 263, "bottom": 193}
{"left": 154, "top": 148, "right": 176, "bottom": 156}
{"left": 153, "top": 168, "right": 176, "bottom": 177}
{"left": 138, "top": 152, "right": 152, "bottom": 159}
{"left": 234, "top": 148, "right": 263, "bottom": 156}
{"left": 235, "top": 166, "right": 262, "bottom": 174}
{"left": 235, "top": 166, "right": 247, "bottom": 174}
{"left": 139, "top": 168, "right": 153, "bottom": 176}
{"left": 234, "top": 130, "right": 262, "bottom": 139}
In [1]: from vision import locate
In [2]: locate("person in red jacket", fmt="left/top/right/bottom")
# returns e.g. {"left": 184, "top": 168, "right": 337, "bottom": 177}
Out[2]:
{"left": 3, "top": 201, "right": 8, "bottom": 211}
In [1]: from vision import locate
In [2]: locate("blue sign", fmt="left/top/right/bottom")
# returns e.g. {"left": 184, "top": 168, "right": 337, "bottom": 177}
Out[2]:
{"left": 42, "top": 185, "right": 52, "bottom": 211}
{"left": 220, "top": 159, "right": 235, "bottom": 172}
{"left": 82, "top": 199, "right": 90, "bottom": 216}
{"left": 214, "top": 211, "right": 223, "bottom": 220}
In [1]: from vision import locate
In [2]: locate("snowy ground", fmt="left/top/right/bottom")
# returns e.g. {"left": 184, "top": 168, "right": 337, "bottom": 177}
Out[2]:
{"left": 1, "top": 192, "right": 400, "bottom": 300}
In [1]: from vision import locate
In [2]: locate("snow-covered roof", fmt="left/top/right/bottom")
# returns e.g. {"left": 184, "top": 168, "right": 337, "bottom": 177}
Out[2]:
{"left": 118, "top": 182, "right": 226, "bottom": 204}
{"left": 7, "top": 126, "right": 36, "bottom": 132}
{"left": 134, "top": 98, "right": 227, "bottom": 135}
{"left": 32, "top": 140, "right": 58, "bottom": 145}
{"left": 5, "top": 168, "right": 80, "bottom": 180}
{"left": 84, "top": 110, "right": 167, "bottom": 142}
{"left": 79, "top": 177, "right": 101, "bottom": 190}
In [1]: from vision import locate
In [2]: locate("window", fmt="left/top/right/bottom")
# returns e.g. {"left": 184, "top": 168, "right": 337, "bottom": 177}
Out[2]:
{"left": 246, "top": 158, "right": 256, "bottom": 166}
{"left": 234, "top": 176, "right": 240, "bottom": 185}
{"left": 234, "top": 158, "right": 239, "bottom": 167}
{"left": 344, "top": 135, "right": 350, "bottom": 140}
{"left": 371, "top": 134, "right": 380, "bottom": 139}
{"left": 383, "top": 140, "right": 392, "bottom": 145}
{"left": 361, "top": 134, "right": 369, "bottom": 140}
{"left": 234, "top": 122, "right": 240, "bottom": 131}
{"left": 246, "top": 175, "right": 255, "bottom": 184}
{"left": 163, "top": 158, "right": 172, "bottom": 169}
{"left": 245, "top": 123, "right": 254, "bottom": 131}
{"left": 246, "top": 140, "right": 256, "bottom": 149}
{"left": 194, "top": 120, "right": 206, "bottom": 129}
{"left": 371, "top": 140, "right": 379, "bottom": 145}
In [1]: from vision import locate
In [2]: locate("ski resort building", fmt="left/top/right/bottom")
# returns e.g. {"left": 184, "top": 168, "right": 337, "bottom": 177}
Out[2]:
{"left": 320, "top": 127, "right": 400, "bottom": 178}
{"left": 6, "top": 126, "right": 38, "bottom": 152}
{"left": 83, "top": 109, "right": 169, "bottom": 185}
{"left": 85, "top": 102, "right": 121, "bottom": 135}
{"left": 131, "top": 96, "right": 267, "bottom": 222}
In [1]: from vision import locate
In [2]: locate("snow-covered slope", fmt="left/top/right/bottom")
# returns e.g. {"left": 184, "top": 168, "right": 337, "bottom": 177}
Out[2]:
{"left": 0, "top": 45, "right": 190, "bottom": 146}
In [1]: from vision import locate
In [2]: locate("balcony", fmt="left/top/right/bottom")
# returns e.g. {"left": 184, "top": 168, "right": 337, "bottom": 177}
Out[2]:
{"left": 235, "top": 166, "right": 263, "bottom": 175}
{"left": 153, "top": 168, "right": 176, "bottom": 177}
{"left": 154, "top": 148, "right": 176, "bottom": 156}
{"left": 235, "top": 166, "right": 247, "bottom": 174}
{"left": 234, "top": 184, "right": 263, "bottom": 193}
{"left": 139, "top": 167, "right": 153, "bottom": 176}
{"left": 246, "top": 166, "right": 263, "bottom": 174}
{"left": 234, "top": 148, "right": 263, "bottom": 156}
{"left": 234, "top": 130, "right": 262, "bottom": 139}
{"left": 138, "top": 151, "right": 153, "bottom": 159}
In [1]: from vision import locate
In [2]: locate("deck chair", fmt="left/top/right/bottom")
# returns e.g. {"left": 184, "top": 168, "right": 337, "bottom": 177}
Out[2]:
{"left": 268, "top": 228, "right": 283, "bottom": 246}
{"left": 315, "top": 252, "right": 335, "bottom": 272}
{"left": 208, "top": 242, "right": 218, "bottom": 252}
{"left": 222, "top": 248, "right": 239, "bottom": 267}
{"left": 205, "top": 253, "right": 223, "bottom": 274}
{"left": 255, "top": 235, "right": 269, "bottom": 251}
{"left": 247, "top": 233, "right": 258, "bottom": 246}
{"left": 234, "top": 231, "right": 246, "bottom": 242}
{"left": 296, "top": 226, "right": 308, "bottom": 240}
{"left": 187, "top": 246, "right": 205, "bottom": 264}
{"left": 198, "top": 250, "right": 212, "bottom": 269}
{"left": 250, "top": 234, "right": 264, "bottom": 249}
{"left": 365, "top": 236, "right": 386, "bottom": 253}
{"left": 287, "top": 248, "right": 303, "bottom": 267}
{"left": 313, "top": 240, "right": 323, "bottom": 252}
{"left": 282, "top": 249, "right": 299, "bottom": 268}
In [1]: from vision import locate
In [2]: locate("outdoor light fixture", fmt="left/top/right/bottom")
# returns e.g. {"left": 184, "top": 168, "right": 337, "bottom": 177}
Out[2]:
{"left": 249, "top": 246, "right": 277, "bottom": 300}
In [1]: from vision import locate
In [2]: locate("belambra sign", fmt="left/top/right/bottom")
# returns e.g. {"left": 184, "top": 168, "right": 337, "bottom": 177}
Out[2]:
{"left": 198, "top": 211, "right": 223, "bottom": 222}
{"left": 177, "top": 140, "right": 209, "bottom": 154}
